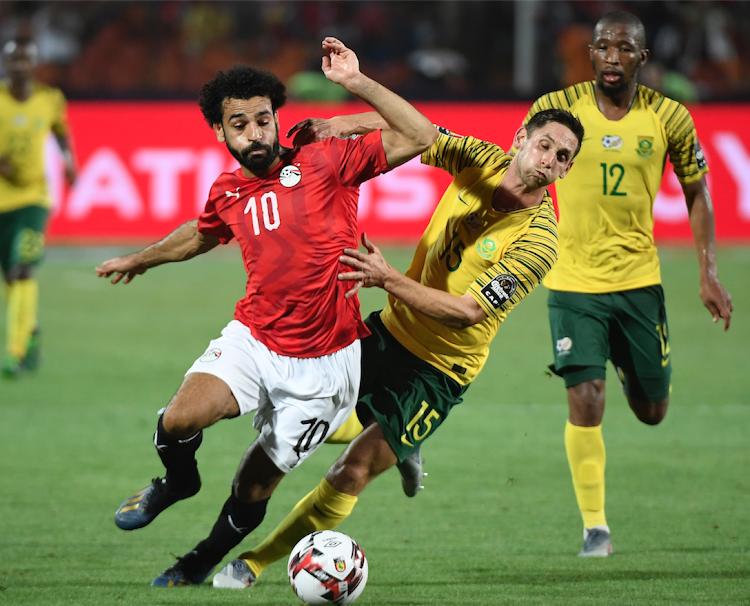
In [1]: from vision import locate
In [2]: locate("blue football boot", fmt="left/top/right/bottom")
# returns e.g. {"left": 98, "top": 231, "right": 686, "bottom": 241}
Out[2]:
{"left": 151, "top": 550, "right": 217, "bottom": 587}
{"left": 115, "top": 474, "right": 200, "bottom": 530}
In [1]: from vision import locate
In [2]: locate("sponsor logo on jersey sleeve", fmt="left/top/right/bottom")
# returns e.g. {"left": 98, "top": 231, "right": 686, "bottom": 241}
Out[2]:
{"left": 601, "top": 135, "right": 623, "bottom": 150}
{"left": 636, "top": 136, "right": 654, "bottom": 158}
{"left": 480, "top": 274, "right": 518, "bottom": 309}
{"left": 199, "top": 348, "right": 222, "bottom": 362}
{"left": 280, "top": 164, "right": 302, "bottom": 187}
{"left": 436, "top": 125, "right": 462, "bottom": 138}
{"left": 694, "top": 141, "right": 707, "bottom": 170}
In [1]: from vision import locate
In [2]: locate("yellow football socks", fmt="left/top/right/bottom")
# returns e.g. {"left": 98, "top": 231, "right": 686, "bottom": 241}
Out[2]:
{"left": 565, "top": 420, "right": 607, "bottom": 529}
{"left": 239, "top": 478, "right": 358, "bottom": 579}
{"left": 325, "top": 410, "right": 364, "bottom": 444}
{"left": 6, "top": 279, "right": 38, "bottom": 358}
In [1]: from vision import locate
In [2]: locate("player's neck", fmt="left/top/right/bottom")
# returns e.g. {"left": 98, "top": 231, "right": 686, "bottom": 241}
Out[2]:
{"left": 594, "top": 82, "right": 637, "bottom": 121}
{"left": 493, "top": 172, "right": 544, "bottom": 211}
{"left": 239, "top": 155, "right": 282, "bottom": 179}
{"left": 7, "top": 77, "right": 33, "bottom": 101}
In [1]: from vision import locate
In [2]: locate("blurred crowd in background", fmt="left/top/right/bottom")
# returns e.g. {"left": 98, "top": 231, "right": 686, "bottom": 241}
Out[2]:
{"left": 1, "top": 0, "right": 749, "bottom": 103}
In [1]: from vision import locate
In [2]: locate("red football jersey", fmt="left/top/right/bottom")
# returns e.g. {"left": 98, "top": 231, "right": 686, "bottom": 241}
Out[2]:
{"left": 198, "top": 131, "right": 388, "bottom": 358}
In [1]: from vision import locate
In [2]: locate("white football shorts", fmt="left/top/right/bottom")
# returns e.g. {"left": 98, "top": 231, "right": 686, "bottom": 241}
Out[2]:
{"left": 185, "top": 320, "right": 361, "bottom": 473}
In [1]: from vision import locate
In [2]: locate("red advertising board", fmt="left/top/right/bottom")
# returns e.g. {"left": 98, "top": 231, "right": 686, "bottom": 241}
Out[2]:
{"left": 46, "top": 101, "right": 750, "bottom": 244}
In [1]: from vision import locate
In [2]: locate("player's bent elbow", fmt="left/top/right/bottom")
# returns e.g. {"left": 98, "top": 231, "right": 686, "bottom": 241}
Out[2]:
{"left": 416, "top": 126, "right": 438, "bottom": 151}
{"left": 444, "top": 306, "right": 486, "bottom": 329}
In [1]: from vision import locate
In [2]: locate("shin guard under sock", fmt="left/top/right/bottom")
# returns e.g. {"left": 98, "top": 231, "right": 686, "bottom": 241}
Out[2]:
{"left": 565, "top": 420, "right": 607, "bottom": 529}
{"left": 154, "top": 415, "right": 203, "bottom": 487}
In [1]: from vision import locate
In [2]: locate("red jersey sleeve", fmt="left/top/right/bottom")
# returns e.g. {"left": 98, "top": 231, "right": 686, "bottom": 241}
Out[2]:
{"left": 197, "top": 176, "right": 234, "bottom": 244}
{"left": 328, "top": 131, "right": 389, "bottom": 187}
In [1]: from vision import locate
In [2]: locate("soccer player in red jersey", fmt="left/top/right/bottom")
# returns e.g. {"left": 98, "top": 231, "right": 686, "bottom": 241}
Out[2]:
{"left": 95, "top": 37, "right": 437, "bottom": 586}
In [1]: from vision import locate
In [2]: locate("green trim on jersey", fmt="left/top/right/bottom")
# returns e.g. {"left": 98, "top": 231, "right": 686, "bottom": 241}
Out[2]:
{"left": 381, "top": 130, "right": 558, "bottom": 385}
{"left": 524, "top": 82, "right": 708, "bottom": 293}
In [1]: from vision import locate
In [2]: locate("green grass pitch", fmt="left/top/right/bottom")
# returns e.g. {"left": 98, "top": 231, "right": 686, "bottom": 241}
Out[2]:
{"left": 0, "top": 246, "right": 748, "bottom": 605}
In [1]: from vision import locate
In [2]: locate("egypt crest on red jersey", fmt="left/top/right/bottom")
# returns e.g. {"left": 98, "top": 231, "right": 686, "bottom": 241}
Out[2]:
{"left": 197, "top": 131, "right": 389, "bottom": 358}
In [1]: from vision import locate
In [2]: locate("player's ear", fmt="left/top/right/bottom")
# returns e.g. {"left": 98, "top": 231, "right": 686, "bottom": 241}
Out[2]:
{"left": 638, "top": 48, "right": 650, "bottom": 69}
{"left": 214, "top": 122, "right": 226, "bottom": 143}
{"left": 559, "top": 159, "right": 574, "bottom": 179}
{"left": 513, "top": 126, "right": 528, "bottom": 150}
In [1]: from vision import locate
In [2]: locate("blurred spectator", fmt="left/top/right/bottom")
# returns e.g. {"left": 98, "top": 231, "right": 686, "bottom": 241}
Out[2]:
{"left": 557, "top": 24, "right": 592, "bottom": 88}
{"left": 639, "top": 61, "right": 699, "bottom": 104}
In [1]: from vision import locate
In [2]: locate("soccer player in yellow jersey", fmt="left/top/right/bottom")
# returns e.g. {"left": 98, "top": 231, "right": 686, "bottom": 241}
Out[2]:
{"left": 208, "top": 108, "right": 585, "bottom": 589}
{"left": 0, "top": 38, "right": 77, "bottom": 378}
{"left": 521, "top": 11, "right": 733, "bottom": 556}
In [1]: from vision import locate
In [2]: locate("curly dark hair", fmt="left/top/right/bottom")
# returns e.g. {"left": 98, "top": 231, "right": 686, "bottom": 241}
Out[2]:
{"left": 526, "top": 108, "right": 585, "bottom": 158}
{"left": 198, "top": 64, "right": 287, "bottom": 127}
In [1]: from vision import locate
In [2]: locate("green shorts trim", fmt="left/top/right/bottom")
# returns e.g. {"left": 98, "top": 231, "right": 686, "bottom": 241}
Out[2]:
{"left": 357, "top": 312, "right": 469, "bottom": 462}
{"left": 0, "top": 205, "right": 48, "bottom": 277}
{"left": 547, "top": 287, "right": 671, "bottom": 401}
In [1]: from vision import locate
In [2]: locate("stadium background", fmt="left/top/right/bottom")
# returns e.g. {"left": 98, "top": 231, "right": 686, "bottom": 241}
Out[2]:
{"left": 1, "top": 2, "right": 748, "bottom": 606}
{"left": 0, "top": 0, "right": 748, "bottom": 243}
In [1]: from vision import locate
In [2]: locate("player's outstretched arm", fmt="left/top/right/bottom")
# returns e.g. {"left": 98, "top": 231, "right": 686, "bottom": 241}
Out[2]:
{"left": 683, "top": 177, "right": 733, "bottom": 330}
{"left": 320, "top": 37, "right": 436, "bottom": 168}
{"left": 338, "top": 233, "right": 486, "bottom": 329}
{"left": 286, "top": 113, "right": 387, "bottom": 148}
{"left": 96, "top": 219, "right": 220, "bottom": 284}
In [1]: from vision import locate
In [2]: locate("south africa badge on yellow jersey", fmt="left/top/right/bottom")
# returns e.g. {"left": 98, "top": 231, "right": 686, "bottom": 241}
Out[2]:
{"left": 476, "top": 237, "right": 497, "bottom": 259}
{"left": 636, "top": 136, "right": 654, "bottom": 158}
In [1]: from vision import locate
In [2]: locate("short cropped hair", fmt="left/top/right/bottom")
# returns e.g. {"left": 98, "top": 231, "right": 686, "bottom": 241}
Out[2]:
{"left": 526, "top": 108, "right": 585, "bottom": 158}
{"left": 199, "top": 65, "right": 287, "bottom": 127}
{"left": 595, "top": 10, "right": 647, "bottom": 50}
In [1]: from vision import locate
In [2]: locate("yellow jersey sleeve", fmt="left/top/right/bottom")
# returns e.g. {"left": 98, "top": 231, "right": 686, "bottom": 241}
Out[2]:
{"left": 468, "top": 201, "right": 558, "bottom": 319}
{"left": 640, "top": 88, "right": 708, "bottom": 184}
{"left": 50, "top": 88, "right": 70, "bottom": 138}
{"left": 422, "top": 128, "right": 507, "bottom": 176}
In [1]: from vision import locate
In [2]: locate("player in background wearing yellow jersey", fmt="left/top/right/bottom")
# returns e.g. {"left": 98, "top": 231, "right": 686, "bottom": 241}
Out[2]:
{"left": 208, "top": 108, "right": 584, "bottom": 589}
{"left": 521, "top": 11, "right": 733, "bottom": 557}
{"left": 0, "top": 37, "right": 77, "bottom": 378}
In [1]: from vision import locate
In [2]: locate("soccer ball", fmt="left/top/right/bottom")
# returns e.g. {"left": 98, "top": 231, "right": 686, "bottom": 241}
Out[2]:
{"left": 288, "top": 530, "right": 368, "bottom": 605}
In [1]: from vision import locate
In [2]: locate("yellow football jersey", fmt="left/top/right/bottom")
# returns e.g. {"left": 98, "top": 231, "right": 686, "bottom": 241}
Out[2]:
{"left": 380, "top": 130, "right": 559, "bottom": 385}
{"left": 0, "top": 81, "right": 69, "bottom": 213}
{"left": 523, "top": 82, "right": 708, "bottom": 293}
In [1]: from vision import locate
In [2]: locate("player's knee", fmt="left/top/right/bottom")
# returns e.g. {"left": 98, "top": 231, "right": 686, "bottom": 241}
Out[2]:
{"left": 162, "top": 402, "right": 207, "bottom": 437}
{"left": 16, "top": 264, "right": 34, "bottom": 280}
{"left": 632, "top": 397, "right": 669, "bottom": 425}
{"left": 326, "top": 454, "right": 373, "bottom": 495}
{"left": 567, "top": 380, "right": 605, "bottom": 426}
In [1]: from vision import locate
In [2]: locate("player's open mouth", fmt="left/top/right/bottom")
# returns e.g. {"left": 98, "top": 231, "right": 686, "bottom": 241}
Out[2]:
{"left": 602, "top": 72, "right": 622, "bottom": 84}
